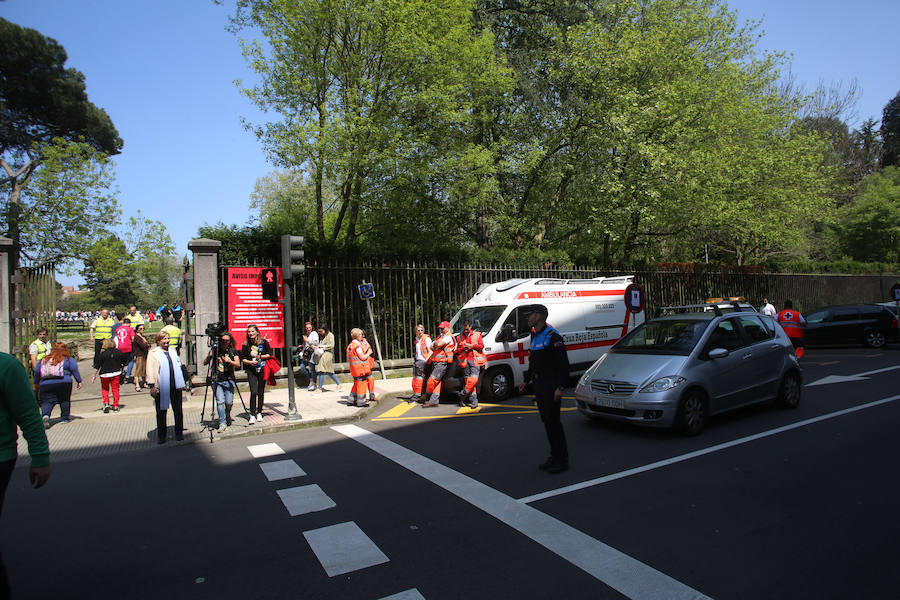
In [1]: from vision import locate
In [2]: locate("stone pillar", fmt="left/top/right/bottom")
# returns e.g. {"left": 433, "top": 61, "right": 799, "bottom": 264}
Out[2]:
{"left": 188, "top": 238, "right": 222, "bottom": 376}
{"left": 0, "top": 237, "right": 11, "bottom": 354}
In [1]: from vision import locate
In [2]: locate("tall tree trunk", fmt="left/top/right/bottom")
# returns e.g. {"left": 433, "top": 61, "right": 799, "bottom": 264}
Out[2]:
{"left": 346, "top": 175, "right": 362, "bottom": 246}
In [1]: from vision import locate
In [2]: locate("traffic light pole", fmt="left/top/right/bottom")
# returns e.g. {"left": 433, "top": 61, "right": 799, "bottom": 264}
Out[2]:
{"left": 281, "top": 235, "right": 305, "bottom": 422}
{"left": 283, "top": 280, "right": 300, "bottom": 421}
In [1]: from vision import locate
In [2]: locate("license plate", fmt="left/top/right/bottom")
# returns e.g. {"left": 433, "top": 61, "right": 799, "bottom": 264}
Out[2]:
{"left": 595, "top": 395, "right": 625, "bottom": 409}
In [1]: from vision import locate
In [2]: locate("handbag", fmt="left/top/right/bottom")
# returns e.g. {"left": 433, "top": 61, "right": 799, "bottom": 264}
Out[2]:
{"left": 312, "top": 346, "right": 325, "bottom": 364}
{"left": 302, "top": 346, "right": 314, "bottom": 361}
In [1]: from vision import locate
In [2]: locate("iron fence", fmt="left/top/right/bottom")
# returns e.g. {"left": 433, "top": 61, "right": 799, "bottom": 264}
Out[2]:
{"left": 15, "top": 263, "right": 56, "bottom": 369}
{"left": 215, "top": 259, "right": 897, "bottom": 365}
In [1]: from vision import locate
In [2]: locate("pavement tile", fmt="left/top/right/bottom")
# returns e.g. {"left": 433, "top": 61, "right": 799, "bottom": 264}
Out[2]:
{"left": 19, "top": 376, "right": 412, "bottom": 464}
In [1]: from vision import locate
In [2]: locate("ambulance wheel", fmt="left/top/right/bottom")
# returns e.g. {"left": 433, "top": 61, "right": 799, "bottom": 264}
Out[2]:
{"left": 483, "top": 367, "right": 512, "bottom": 402}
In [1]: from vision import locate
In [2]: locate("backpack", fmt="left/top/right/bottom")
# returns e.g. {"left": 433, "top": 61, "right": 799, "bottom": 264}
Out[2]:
{"left": 40, "top": 359, "right": 65, "bottom": 379}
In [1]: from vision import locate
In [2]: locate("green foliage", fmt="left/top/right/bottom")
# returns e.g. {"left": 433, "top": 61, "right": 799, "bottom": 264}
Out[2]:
{"left": 0, "top": 18, "right": 122, "bottom": 156}
{"left": 80, "top": 235, "right": 139, "bottom": 308}
{"left": 220, "top": 0, "right": 885, "bottom": 271}
{"left": 832, "top": 167, "right": 900, "bottom": 263}
{"left": 3, "top": 137, "right": 119, "bottom": 271}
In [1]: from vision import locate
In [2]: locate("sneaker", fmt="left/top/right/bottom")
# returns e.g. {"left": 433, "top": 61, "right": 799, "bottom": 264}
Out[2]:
{"left": 248, "top": 415, "right": 256, "bottom": 425}
{"left": 307, "top": 385, "right": 316, "bottom": 392}
{"left": 369, "top": 394, "right": 377, "bottom": 402}
{"left": 59, "top": 417, "right": 72, "bottom": 424}
{"left": 256, "top": 413, "right": 264, "bottom": 422}
{"left": 113, "top": 406, "right": 119, "bottom": 412}
{"left": 42, "top": 415, "right": 50, "bottom": 429}
{"left": 103, "top": 405, "right": 110, "bottom": 414}
{"left": 218, "top": 423, "right": 227, "bottom": 433}
{"left": 538, "top": 457, "right": 554, "bottom": 471}
{"left": 175, "top": 434, "right": 184, "bottom": 442}
{"left": 314, "top": 388, "right": 325, "bottom": 394}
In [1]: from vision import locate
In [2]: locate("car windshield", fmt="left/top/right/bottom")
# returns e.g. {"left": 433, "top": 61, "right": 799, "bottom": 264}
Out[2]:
{"left": 450, "top": 305, "right": 507, "bottom": 334}
{"left": 611, "top": 319, "right": 711, "bottom": 355}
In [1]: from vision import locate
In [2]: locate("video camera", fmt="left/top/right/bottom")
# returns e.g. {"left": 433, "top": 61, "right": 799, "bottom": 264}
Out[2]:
{"left": 205, "top": 321, "right": 227, "bottom": 351}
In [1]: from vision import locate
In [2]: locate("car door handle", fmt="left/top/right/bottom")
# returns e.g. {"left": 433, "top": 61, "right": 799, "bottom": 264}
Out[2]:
{"left": 742, "top": 353, "right": 753, "bottom": 360}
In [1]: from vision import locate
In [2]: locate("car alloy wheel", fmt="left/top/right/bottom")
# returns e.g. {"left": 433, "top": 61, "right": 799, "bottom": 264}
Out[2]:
{"left": 777, "top": 371, "right": 801, "bottom": 409}
{"left": 487, "top": 367, "right": 511, "bottom": 401}
{"left": 865, "top": 330, "right": 886, "bottom": 348}
{"left": 677, "top": 390, "right": 707, "bottom": 436}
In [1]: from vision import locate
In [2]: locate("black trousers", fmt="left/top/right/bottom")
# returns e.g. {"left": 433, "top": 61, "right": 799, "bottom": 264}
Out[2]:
{"left": 535, "top": 380, "right": 568, "bottom": 463}
{"left": 155, "top": 391, "right": 183, "bottom": 441}
{"left": 93, "top": 338, "right": 104, "bottom": 367}
{"left": 0, "top": 458, "right": 15, "bottom": 598}
{"left": 247, "top": 370, "right": 266, "bottom": 414}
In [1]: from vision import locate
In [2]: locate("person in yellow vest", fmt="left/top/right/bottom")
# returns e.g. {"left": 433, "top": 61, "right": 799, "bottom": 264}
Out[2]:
{"left": 346, "top": 328, "right": 371, "bottom": 407}
{"left": 28, "top": 328, "right": 50, "bottom": 372}
{"left": 161, "top": 317, "right": 182, "bottom": 351}
{"left": 160, "top": 317, "right": 191, "bottom": 392}
{"left": 423, "top": 321, "right": 455, "bottom": 408}
{"left": 90, "top": 309, "right": 117, "bottom": 368}
{"left": 360, "top": 330, "right": 377, "bottom": 403}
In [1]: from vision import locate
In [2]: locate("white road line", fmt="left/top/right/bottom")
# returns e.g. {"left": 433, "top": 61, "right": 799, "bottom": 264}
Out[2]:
{"left": 520, "top": 393, "right": 900, "bottom": 504}
{"left": 276, "top": 484, "right": 336, "bottom": 516}
{"left": 332, "top": 424, "right": 710, "bottom": 600}
{"left": 378, "top": 589, "right": 425, "bottom": 600}
{"left": 247, "top": 442, "right": 285, "bottom": 458}
{"left": 260, "top": 459, "right": 306, "bottom": 481}
{"left": 303, "top": 521, "right": 389, "bottom": 577}
{"left": 857, "top": 364, "right": 900, "bottom": 377}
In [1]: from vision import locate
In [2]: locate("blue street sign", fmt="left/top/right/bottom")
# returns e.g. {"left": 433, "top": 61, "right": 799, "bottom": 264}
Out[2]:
{"left": 359, "top": 282, "right": 376, "bottom": 300}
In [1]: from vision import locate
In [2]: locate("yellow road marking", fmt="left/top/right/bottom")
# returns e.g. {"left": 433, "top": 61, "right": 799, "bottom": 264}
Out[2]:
{"left": 377, "top": 400, "right": 418, "bottom": 419}
{"left": 373, "top": 404, "right": 577, "bottom": 421}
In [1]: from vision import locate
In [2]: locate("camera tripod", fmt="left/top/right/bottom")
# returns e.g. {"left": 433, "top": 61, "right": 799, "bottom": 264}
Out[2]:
{"left": 199, "top": 339, "right": 249, "bottom": 443}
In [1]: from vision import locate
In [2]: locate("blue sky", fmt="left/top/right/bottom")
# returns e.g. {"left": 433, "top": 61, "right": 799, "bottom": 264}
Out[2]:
{"left": 3, "top": 0, "right": 898, "bottom": 288}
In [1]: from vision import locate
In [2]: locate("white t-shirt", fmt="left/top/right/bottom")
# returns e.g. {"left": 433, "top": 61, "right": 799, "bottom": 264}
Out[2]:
{"left": 305, "top": 330, "right": 320, "bottom": 347}
{"left": 414, "top": 335, "right": 433, "bottom": 362}
{"left": 761, "top": 303, "right": 776, "bottom": 317}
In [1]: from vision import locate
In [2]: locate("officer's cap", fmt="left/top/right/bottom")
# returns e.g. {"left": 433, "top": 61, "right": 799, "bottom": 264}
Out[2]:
{"left": 520, "top": 304, "right": 548, "bottom": 318}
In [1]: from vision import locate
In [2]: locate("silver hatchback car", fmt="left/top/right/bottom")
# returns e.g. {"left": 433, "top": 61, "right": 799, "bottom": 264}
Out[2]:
{"left": 574, "top": 303, "right": 802, "bottom": 435}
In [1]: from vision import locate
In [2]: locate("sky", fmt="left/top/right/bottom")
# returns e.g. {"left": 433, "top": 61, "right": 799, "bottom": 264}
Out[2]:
{"left": 3, "top": 0, "right": 898, "bottom": 288}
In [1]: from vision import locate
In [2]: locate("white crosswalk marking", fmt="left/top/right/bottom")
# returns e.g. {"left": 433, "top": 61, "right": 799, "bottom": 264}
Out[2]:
{"left": 379, "top": 589, "right": 426, "bottom": 600}
{"left": 260, "top": 459, "right": 306, "bottom": 481}
{"left": 303, "top": 521, "right": 389, "bottom": 577}
{"left": 247, "top": 442, "right": 285, "bottom": 458}
{"left": 276, "top": 484, "right": 336, "bottom": 516}
{"left": 333, "top": 424, "right": 711, "bottom": 600}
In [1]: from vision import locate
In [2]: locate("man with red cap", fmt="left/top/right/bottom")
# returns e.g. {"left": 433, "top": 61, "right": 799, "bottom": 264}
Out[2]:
{"left": 423, "top": 321, "right": 455, "bottom": 407}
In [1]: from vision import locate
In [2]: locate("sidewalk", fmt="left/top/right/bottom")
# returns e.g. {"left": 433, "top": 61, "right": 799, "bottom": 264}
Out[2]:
{"left": 20, "top": 370, "right": 414, "bottom": 464}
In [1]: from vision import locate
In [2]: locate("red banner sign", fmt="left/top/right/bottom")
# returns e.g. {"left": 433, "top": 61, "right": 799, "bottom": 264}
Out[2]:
{"left": 227, "top": 267, "right": 285, "bottom": 348}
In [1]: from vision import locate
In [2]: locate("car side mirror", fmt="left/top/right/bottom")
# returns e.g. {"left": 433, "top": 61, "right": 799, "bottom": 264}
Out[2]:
{"left": 708, "top": 347, "right": 729, "bottom": 359}
{"left": 497, "top": 323, "right": 516, "bottom": 342}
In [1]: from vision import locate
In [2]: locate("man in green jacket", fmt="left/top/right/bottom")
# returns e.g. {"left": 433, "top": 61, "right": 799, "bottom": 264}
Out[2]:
{"left": 0, "top": 352, "right": 51, "bottom": 596}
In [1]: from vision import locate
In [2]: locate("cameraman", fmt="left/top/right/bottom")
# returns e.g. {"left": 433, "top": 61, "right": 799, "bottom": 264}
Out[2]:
{"left": 203, "top": 330, "right": 240, "bottom": 433}
{"left": 298, "top": 321, "right": 319, "bottom": 392}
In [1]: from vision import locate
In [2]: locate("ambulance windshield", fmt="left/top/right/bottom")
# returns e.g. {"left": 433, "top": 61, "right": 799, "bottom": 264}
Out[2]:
{"left": 450, "top": 305, "right": 507, "bottom": 334}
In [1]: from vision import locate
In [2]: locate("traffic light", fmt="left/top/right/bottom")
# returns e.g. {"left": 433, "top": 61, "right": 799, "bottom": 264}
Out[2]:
{"left": 260, "top": 268, "right": 279, "bottom": 301}
{"left": 281, "top": 235, "right": 305, "bottom": 280}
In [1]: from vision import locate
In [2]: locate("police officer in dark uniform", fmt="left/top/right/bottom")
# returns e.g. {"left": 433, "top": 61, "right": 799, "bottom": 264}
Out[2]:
{"left": 517, "top": 304, "right": 570, "bottom": 473}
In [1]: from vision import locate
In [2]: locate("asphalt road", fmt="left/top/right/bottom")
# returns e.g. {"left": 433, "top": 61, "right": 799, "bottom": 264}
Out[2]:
{"left": 3, "top": 345, "right": 899, "bottom": 599}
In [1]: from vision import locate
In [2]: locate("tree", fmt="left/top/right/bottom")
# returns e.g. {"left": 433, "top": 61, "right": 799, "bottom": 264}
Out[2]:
{"left": 0, "top": 17, "right": 122, "bottom": 266}
{"left": 80, "top": 235, "right": 139, "bottom": 309}
{"left": 230, "top": 0, "right": 511, "bottom": 249}
{"left": 881, "top": 91, "right": 900, "bottom": 168}
{"left": 833, "top": 167, "right": 900, "bottom": 263}
{"left": 3, "top": 137, "right": 119, "bottom": 272}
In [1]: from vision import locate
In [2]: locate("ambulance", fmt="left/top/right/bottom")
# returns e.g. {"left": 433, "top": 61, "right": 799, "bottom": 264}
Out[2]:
{"left": 446, "top": 276, "right": 645, "bottom": 401}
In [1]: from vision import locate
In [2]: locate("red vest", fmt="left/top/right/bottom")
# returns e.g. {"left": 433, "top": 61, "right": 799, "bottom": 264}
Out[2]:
{"left": 777, "top": 309, "right": 804, "bottom": 339}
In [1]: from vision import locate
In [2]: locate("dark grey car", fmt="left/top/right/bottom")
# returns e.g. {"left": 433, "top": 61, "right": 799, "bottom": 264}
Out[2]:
{"left": 575, "top": 305, "right": 802, "bottom": 435}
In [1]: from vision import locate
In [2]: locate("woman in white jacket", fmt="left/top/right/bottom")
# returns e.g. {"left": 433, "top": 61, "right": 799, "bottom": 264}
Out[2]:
{"left": 145, "top": 331, "right": 186, "bottom": 444}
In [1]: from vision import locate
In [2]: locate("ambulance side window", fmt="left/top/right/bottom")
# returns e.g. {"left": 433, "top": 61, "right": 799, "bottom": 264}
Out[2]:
{"left": 500, "top": 308, "right": 530, "bottom": 341}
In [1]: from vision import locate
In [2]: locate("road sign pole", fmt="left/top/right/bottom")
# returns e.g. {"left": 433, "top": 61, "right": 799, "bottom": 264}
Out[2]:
{"left": 362, "top": 280, "right": 387, "bottom": 381}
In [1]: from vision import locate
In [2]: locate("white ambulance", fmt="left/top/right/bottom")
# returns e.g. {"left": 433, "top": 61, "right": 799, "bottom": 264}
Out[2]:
{"left": 447, "top": 276, "right": 645, "bottom": 400}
